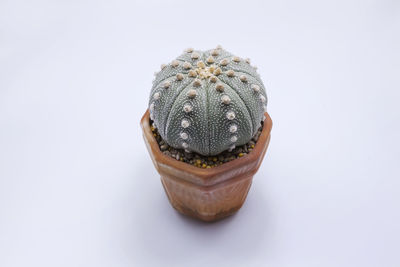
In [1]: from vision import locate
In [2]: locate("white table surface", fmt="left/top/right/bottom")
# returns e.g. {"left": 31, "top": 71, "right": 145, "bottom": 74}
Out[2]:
{"left": 1, "top": 0, "right": 399, "bottom": 266}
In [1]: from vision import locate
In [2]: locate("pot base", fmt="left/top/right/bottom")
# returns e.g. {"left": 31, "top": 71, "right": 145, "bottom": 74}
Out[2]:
{"left": 161, "top": 174, "right": 253, "bottom": 222}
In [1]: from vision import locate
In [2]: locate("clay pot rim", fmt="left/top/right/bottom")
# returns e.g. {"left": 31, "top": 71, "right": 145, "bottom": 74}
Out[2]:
{"left": 140, "top": 110, "right": 273, "bottom": 180}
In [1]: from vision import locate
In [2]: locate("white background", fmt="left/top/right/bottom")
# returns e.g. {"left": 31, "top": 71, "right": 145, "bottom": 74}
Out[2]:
{"left": 1, "top": 0, "right": 399, "bottom": 266}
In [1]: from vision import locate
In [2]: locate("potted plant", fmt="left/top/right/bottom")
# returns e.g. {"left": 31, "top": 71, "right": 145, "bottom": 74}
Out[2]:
{"left": 141, "top": 46, "right": 272, "bottom": 222}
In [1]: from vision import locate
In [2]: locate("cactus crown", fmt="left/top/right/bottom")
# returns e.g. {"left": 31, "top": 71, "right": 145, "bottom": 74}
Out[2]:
{"left": 148, "top": 46, "right": 268, "bottom": 156}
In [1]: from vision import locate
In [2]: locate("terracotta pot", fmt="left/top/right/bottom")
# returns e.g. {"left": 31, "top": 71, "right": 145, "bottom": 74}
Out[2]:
{"left": 140, "top": 110, "right": 272, "bottom": 222}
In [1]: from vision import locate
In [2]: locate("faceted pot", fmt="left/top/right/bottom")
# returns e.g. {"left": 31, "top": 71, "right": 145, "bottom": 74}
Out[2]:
{"left": 140, "top": 110, "right": 272, "bottom": 222}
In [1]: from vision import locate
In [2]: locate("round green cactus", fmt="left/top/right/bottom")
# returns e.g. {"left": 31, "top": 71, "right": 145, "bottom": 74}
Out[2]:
{"left": 148, "top": 46, "right": 268, "bottom": 156}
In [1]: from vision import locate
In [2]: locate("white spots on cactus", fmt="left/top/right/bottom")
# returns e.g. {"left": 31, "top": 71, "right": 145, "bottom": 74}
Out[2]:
{"left": 264, "top": 105, "right": 268, "bottom": 112}
{"left": 251, "top": 84, "right": 260, "bottom": 92}
{"left": 183, "top": 103, "right": 193, "bottom": 113}
{"left": 213, "top": 67, "right": 222, "bottom": 76}
{"left": 194, "top": 61, "right": 219, "bottom": 79}
{"left": 193, "top": 79, "right": 202, "bottom": 87}
{"left": 191, "top": 52, "right": 200, "bottom": 60}
{"left": 220, "top": 59, "right": 229, "bottom": 66}
{"left": 245, "top": 58, "right": 251, "bottom": 64}
{"left": 188, "top": 70, "right": 197, "bottom": 77}
{"left": 153, "top": 92, "right": 161, "bottom": 100}
{"left": 163, "top": 80, "right": 171, "bottom": 89}
{"left": 228, "top": 144, "right": 235, "bottom": 152}
{"left": 226, "top": 111, "right": 235, "bottom": 120}
{"left": 161, "top": 64, "right": 167, "bottom": 69}
{"left": 187, "top": 89, "right": 197, "bottom": 98}
{"left": 180, "top": 132, "right": 188, "bottom": 140}
{"left": 221, "top": 95, "right": 231, "bottom": 105}
{"left": 226, "top": 70, "right": 235, "bottom": 77}
{"left": 216, "top": 45, "right": 222, "bottom": 49}
{"left": 196, "top": 61, "right": 206, "bottom": 69}
{"left": 149, "top": 47, "right": 268, "bottom": 156}
{"left": 215, "top": 83, "right": 224, "bottom": 92}
{"left": 149, "top": 103, "right": 155, "bottom": 120}
{"left": 185, "top": 47, "right": 194, "bottom": 53}
{"left": 232, "top": 56, "right": 241, "bottom": 63}
{"left": 183, "top": 62, "right": 192, "bottom": 69}
{"left": 176, "top": 73, "right": 184, "bottom": 81}
{"left": 253, "top": 65, "right": 258, "bottom": 70}
{"left": 171, "top": 60, "right": 179, "bottom": 68}
{"left": 181, "top": 119, "right": 190, "bottom": 128}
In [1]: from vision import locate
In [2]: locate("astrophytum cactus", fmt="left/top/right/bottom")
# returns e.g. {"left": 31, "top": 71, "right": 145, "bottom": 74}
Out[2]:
{"left": 148, "top": 46, "right": 268, "bottom": 156}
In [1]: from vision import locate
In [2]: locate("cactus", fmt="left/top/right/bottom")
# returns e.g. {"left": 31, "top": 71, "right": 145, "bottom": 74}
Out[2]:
{"left": 148, "top": 46, "right": 268, "bottom": 156}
